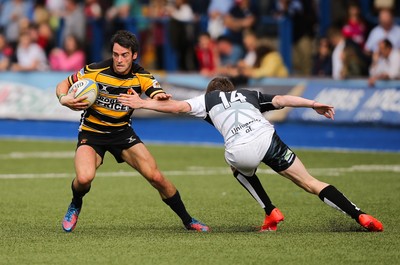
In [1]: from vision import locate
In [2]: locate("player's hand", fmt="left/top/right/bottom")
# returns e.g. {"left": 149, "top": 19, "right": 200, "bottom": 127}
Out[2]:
{"left": 312, "top": 102, "right": 335, "bottom": 120}
{"left": 59, "top": 88, "right": 89, "bottom": 111}
{"left": 153, "top": 92, "right": 172, "bottom": 100}
{"left": 117, "top": 90, "right": 143, "bottom": 109}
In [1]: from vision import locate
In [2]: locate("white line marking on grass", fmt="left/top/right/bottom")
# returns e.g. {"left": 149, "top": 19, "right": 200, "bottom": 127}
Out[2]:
{"left": 0, "top": 165, "right": 399, "bottom": 180}
{"left": 0, "top": 151, "right": 75, "bottom": 159}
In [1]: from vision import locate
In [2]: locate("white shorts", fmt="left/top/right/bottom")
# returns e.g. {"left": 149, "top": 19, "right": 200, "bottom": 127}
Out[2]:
{"left": 224, "top": 132, "right": 273, "bottom": 176}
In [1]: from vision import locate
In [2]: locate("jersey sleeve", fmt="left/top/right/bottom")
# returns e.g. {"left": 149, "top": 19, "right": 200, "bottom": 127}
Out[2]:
{"left": 185, "top": 95, "right": 207, "bottom": 118}
{"left": 136, "top": 73, "right": 165, "bottom": 98}
{"left": 257, "top": 92, "right": 280, "bottom": 113}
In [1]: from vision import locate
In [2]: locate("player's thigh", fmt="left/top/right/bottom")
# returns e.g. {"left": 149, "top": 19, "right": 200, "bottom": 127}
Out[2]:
{"left": 74, "top": 145, "right": 102, "bottom": 183}
{"left": 121, "top": 143, "right": 160, "bottom": 179}
{"left": 278, "top": 157, "right": 328, "bottom": 194}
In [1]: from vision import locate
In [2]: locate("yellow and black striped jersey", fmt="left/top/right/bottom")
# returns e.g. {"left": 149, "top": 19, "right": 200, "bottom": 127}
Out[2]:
{"left": 68, "top": 58, "right": 164, "bottom": 134}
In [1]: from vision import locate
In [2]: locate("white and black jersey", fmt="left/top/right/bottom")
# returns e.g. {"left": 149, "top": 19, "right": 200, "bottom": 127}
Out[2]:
{"left": 185, "top": 89, "right": 279, "bottom": 148}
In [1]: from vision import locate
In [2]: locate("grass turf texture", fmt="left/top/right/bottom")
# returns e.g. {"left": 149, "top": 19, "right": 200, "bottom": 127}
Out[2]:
{"left": 0, "top": 139, "right": 399, "bottom": 265}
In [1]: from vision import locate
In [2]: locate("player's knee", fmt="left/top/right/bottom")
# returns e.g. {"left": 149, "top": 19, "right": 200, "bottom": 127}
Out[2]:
{"left": 76, "top": 173, "right": 95, "bottom": 187}
{"left": 147, "top": 171, "right": 166, "bottom": 186}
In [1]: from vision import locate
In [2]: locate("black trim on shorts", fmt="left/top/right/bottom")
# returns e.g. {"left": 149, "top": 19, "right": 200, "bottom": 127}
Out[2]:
{"left": 77, "top": 127, "right": 143, "bottom": 163}
{"left": 262, "top": 132, "right": 296, "bottom": 172}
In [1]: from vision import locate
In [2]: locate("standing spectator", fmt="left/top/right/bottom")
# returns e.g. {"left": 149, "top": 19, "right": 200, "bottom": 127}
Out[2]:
{"left": 148, "top": 0, "right": 168, "bottom": 70}
{"left": 273, "top": 0, "right": 317, "bottom": 76}
{"left": 368, "top": 39, "right": 400, "bottom": 86}
{"left": 167, "top": 0, "right": 196, "bottom": 71}
{"left": 207, "top": 0, "right": 234, "bottom": 39}
{"left": 312, "top": 37, "right": 332, "bottom": 77}
{"left": 0, "top": 0, "right": 33, "bottom": 48}
{"left": 10, "top": 31, "right": 49, "bottom": 71}
{"left": 364, "top": 8, "right": 400, "bottom": 54}
{"left": 195, "top": 32, "right": 219, "bottom": 76}
{"left": 0, "top": 33, "right": 13, "bottom": 71}
{"left": 224, "top": 0, "right": 258, "bottom": 49}
{"left": 341, "top": 1, "right": 368, "bottom": 49}
{"left": 328, "top": 26, "right": 368, "bottom": 80}
{"left": 241, "top": 41, "right": 288, "bottom": 79}
{"left": 61, "top": 0, "right": 86, "bottom": 45}
{"left": 49, "top": 34, "right": 86, "bottom": 71}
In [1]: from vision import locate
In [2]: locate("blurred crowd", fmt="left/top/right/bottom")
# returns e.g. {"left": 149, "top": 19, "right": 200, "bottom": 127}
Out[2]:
{"left": 0, "top": 0, "right": 400, "bottom": 86}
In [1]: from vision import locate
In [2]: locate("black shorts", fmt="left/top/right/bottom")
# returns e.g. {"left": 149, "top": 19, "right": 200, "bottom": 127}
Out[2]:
{"left": 262, "top": 132, "right": 296, "bottom": 172}
{"left": 77, "top": 127, "right": 143, "bottom": 163}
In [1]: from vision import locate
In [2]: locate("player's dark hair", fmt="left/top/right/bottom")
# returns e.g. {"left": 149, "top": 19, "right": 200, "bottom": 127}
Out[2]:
{"left": 206, "top": 77, "right": 235, "bottom": 94}
{"left": 110, "top": 30, "right": 139, "bottom": 54}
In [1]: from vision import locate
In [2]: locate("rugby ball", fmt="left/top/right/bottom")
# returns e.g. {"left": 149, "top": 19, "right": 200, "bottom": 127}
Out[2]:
{"left": 68, "top": 78, "right": 99, "bottom": 108}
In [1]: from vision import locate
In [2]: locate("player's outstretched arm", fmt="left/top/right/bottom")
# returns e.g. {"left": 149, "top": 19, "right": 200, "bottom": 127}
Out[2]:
{"left": 272, "top": 95, "right": 335, "bottom": 120}
{"left": 118, "top": 90, "right": 191, "bottom": 113}
{"left": 56, "top": 78, "right": 89, "bottom": 111}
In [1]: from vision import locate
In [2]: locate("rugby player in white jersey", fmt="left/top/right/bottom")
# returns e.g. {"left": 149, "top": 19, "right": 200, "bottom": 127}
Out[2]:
{"left": 118, "top": 76, "right": 383, "bottom": 232}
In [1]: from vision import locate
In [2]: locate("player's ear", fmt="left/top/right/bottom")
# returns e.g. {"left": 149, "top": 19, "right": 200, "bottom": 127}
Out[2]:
{"left": 132, "top": 52, "right": 138, "bottom": 60}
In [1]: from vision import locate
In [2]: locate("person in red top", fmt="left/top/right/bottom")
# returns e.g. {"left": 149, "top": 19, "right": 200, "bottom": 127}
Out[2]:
{"left": 195, "top": 32, "right": 219, "bottom": 76}
{"left": 341, "top": 2, "right": 368, "bottom": 49}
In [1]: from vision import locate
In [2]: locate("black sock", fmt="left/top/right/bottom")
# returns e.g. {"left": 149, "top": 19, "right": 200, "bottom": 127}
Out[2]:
{"left": 71, "top": 180, "right": 91, "bottom": 209}
{"left": 234, "top": 171, "right": 276, "bottom": 215}
{"left": 318, "top": 185, "right": 364, "bottom": 220}
{"left": 163, "top": 191, "right": 192, "bottom": 225}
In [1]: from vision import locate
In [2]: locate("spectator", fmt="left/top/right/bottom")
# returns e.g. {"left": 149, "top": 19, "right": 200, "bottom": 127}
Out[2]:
{"left": 61, "top": 0, "right": 86, "bottom": 45}
{"left": 195, "top": 32, "right": 219, "bottom": 76}
{"left": 364, "top": 8, "right": 400, "bottom": 54}
{"left": 241, "top": 41, "right": 288, "bottom": 79}
{"left": 239, "top": 30, "right": 258, "bottom": 68}
{"left": 0, "top": 33, "right": 13, "bottom": 71}
{"left": 85, "top": 0, "right": 103, "bottom": 19}
{"left": 328, "top": 26, "right": 368, "bottom": 80}
{"left": 341, "top": 1, "right": 368, "bottom": 49}
{"left": 49, "top": 34, "right": 85, "bottom": 71}
{"left": 167, "top": 0, "right": 197, "bottom": 70}
{"left": 10, "top": 31, "right": 49, "bottom": 71}
{"left": 312, "top": 37, "right": 332, "bottom": 77}
{"left": 368, "top": 39, "right": 400, "bottom": 86}
{"left": 36, "top": 22, "right": 56, "bottom": 57}
{"left": 224, "top": 0, "right": 258, "bottom": 49}
{"left": 0, "top": 0, "right": 33, "bottom": 48}
{"left": 207, "top": 0, "right": 234, "bottom": 39}
{"left": 148, "top": 0, "right": 169, "bottom": 70}
{"left": 216, "top": 35, "right": 243, "bottom": 69}
{"left": 273, "top": 0, "right": 317, "bottom": 76}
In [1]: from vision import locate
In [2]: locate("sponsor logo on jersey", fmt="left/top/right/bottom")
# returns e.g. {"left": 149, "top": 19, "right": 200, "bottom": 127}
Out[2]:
{"left": 231, "top": 118, "right": 261, "bottom": 135}
{"left": 96, "top": 95, "right": 130, "bottom": 111}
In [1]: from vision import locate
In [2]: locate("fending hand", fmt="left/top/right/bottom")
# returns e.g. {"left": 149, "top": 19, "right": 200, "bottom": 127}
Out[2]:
{"left": 312, "top": 102, "right": 335, "bottom": 120}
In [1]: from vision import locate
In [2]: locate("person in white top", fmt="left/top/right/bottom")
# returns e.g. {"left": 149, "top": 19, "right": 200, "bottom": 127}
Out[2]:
{"left": 365, "top": 8, "right": 400, "bottom": 53}
{"left": 10, "top": 31, "right": 49, "bottom": 71}
{"left": 118, "top": 76, "right": 383, "bottom": 232}
{"left": 368, "top": 38, "right": 400, "bottom": 86}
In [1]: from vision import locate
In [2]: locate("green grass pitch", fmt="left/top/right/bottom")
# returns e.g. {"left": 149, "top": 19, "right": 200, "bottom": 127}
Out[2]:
{"left": 0, "top": 139, "right": 399, "bottom": 265}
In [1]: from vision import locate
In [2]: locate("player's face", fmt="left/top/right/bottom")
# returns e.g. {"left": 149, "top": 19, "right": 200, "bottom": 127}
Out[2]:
{"left": 112, "top": 43, "right": 138, "bottom": 75}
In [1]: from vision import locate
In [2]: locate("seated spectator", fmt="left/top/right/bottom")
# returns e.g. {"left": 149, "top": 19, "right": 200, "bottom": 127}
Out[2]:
{"left": 368, "top": 39, "right": 400, "bottom": 86}
{"left": 312, "top": 37, "right": 332, "bottom": 77}
{"left": 216, "top": 35, "right": 243, "bottom": 67}
{"left": 238, "top": 30, "right": 258, "bottom": 68}
{"left": 0, "top": 33, "right": 13, "bottom": 71}
{"left": 10, "top": 31, "right": 49, "bottom": 71}
{"left": 195, "top": 32, "right": 219, "bottom": 77}
{"left": 49, "top": 34, "right": 85, "bottom": 71}
{"left": 365, "top": 8, "right": 400, "bottom": 54}
{"left": 240, "top": 41, "right": 288, "bottom": 79}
